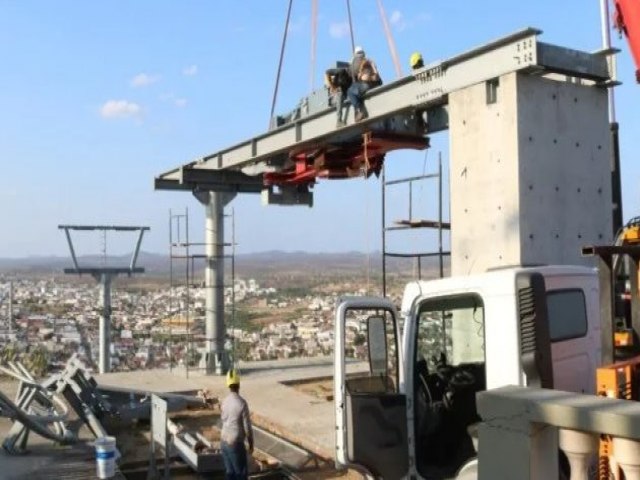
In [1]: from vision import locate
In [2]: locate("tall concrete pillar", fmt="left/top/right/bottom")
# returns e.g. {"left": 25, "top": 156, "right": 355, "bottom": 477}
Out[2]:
{"left": 448, "top": 72, "right": 613, "bottom": 276}
{"left": 99, "top": 274, "right": 112, "bottom": 374}
{"left": 196, "top": 190, "right": 236, "bottom": 375}
{"left": 8, "top": 281, "right": 13, "bottom": 333}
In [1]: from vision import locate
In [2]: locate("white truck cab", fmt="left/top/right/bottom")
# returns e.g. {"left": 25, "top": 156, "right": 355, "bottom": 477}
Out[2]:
{"left": 334, "top": 266, "right": 600, "bottom": 480}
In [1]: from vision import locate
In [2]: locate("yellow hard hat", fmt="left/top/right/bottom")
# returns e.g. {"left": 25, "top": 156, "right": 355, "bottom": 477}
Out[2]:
{"left": 226, "top": 368, "right": 240, "bottom": 387}
{"left": 410, "top": 52, "right": 423, "bottom": 68}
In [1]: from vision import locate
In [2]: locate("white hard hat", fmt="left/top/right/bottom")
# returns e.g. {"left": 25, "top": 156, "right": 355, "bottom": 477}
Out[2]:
{"left": 354, "top": 46, "right": 364, "bottom": 55}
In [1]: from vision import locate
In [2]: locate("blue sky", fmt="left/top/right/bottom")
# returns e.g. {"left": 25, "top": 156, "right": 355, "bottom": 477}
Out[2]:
{"left": 0, "top": 1, "right": 638, "bottom": 258}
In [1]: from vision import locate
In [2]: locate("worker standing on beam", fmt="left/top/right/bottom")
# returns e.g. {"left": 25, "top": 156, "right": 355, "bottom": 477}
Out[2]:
{"left": 324, "top": 66, "right": 352, "bottom": 127}
{"left": 220, "top": 369, "right": 254, "bottom": 480}
{"left": 347, "top": 46, "right": 382, "bottom": 122}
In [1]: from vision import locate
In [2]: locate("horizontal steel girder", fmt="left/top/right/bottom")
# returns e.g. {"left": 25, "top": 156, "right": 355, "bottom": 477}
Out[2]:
{"left": 63, "top": 267, "right": 145, "bottom": 275}
{"left": 155, "top": 28, "right": 611, "bottom": 193}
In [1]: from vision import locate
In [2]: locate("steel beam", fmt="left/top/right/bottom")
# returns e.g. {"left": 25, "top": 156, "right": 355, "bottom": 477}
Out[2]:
{"left": 154, "top": 168, "right": 265, "bottom": 193}
{"left": 154, "top": 178, "right": 263, "bottom": 193}
{"left": 581, "top": 245, "right": 640, "bottom": 363}
{"left": 130, "top": 228, "right": 146, "bottom": 271}
{"left": 598, "top": 255, "right": 615, "bottom": 365}
{"left": 58, "top": 225, "right": 150, "bottom": 232}
{"left": 155, "top": 28, "right": 611, "bottom": 192}
{"left": 63, "top": 267, "right": 144, "bottom": 275}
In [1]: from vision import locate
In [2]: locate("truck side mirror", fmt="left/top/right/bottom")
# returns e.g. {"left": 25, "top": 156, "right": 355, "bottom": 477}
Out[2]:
{"left": 367, "top": 315, "right": 387, "bottom": 376}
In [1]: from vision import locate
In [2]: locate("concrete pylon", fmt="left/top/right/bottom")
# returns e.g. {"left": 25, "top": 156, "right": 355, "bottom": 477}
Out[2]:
{"left": 195, "top": 190, "right": 236, "bottom": 375}
{"left": 8, "top": 281, "right": 13, "bottom": 333}
{"left": 97, "top": 273, "right": 112, "bottom": 374}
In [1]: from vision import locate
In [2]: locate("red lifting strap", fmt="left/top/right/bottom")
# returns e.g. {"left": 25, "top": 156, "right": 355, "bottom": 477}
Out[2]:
{"left": 614, "top": 0, "right": 640, "bottom": 82}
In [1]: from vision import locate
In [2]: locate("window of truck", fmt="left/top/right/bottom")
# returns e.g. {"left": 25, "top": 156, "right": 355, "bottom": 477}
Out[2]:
{"left": 547, "top": 289, "right": 588, "bottom": 342}
{"left": 343, "top": 308, "right": 399, "bottom": 394}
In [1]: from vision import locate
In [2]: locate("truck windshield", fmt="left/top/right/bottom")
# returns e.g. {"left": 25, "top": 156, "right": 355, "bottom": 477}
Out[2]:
{"left": 416, "top": 295, "right": 485, "bottom": 373}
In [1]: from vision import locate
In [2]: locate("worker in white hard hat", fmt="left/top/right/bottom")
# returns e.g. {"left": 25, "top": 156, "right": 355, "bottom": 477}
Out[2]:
{"left": 220, "top": 369, "right": 254, "bottom": 480}
{"left": 347, "top": 46, "right": 382, "bottom": 122}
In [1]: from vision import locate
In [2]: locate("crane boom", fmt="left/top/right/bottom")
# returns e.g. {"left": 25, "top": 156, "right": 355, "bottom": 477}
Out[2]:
{"left": 614, "top": 0, "right": 640, "bottom": 81}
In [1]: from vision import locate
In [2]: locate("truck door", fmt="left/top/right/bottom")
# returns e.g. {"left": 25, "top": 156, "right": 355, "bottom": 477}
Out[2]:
{"left": 334, "top": 297, "right": 408, "bottom": 480}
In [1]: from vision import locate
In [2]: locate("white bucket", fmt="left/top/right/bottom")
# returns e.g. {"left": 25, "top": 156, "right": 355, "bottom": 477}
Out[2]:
{"left": 94, "top": 436, "right": 117, "bottom": 479}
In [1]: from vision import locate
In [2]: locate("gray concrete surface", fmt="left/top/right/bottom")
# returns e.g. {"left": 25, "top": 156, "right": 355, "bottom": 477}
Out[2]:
{"left": 449, "top": 72, "right": 612, "bottom": 275}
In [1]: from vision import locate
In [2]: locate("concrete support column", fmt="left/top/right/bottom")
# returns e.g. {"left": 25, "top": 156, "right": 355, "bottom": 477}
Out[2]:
{"left": 206, "top": 193, "right": 225, "bottom": 375}
{"left": 196, "top": 190, "right": 236, "bottom": 375}
{"left": 8, "top": 281, "right": 13, "bottom": 333}
{"left": 478, "top": 421, "right": 558, "bottom": 480}
{"left": 98, "top": 274, "right": 112, "bottom": 374}
{"left": 449, "top": 72, "right": 612, "bottom": 275}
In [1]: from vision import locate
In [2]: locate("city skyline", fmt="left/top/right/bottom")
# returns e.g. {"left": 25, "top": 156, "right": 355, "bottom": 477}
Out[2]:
{"left": 1, "top": 1, "right": 638, "bottom": 259}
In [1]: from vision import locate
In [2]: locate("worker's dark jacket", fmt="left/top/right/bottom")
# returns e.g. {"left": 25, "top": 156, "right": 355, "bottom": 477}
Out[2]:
{"left": 325, "top": 67, "right": 352, "bottom": 94}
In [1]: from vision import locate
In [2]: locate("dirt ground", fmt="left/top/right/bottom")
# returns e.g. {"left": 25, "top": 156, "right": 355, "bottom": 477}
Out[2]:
{"left": 115, "top": 405, "right": 362, "bottom": 479}
{"left": 288, "top": 377, "right": 334, "bottom": 402}
{"left": 0, "top": 377, "right": 361, "bottom": 479}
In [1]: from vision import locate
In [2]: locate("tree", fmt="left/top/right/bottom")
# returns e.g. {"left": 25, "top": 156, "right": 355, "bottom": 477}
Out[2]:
{"left": 0, "top": 344, "right": 19, "bottom": 365}
{"left": 24, "top": 346, "right": 50, "bottom": 377}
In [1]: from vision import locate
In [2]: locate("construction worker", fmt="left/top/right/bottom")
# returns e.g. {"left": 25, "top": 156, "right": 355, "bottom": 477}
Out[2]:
{"left": 410, "top": 51, "right": 424, "bottom": 70}
{"left": 347, "top": 46, "right": 382, "bottom": 122}
{"left": 220, "top": 369, "right": 254, "bottom": 480}
{"left": 324, "top": 66, "right": 352, "bottom": 127}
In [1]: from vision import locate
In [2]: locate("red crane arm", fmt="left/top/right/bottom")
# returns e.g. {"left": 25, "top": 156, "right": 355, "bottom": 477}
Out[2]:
{"left": 614, "top": 0, "right": 640, "bottom": 81}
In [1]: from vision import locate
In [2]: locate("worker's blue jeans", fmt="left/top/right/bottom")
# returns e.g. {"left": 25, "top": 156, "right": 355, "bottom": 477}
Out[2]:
{"left": 221, "top": 441, "right": 248, "bottom": 480}
{"left": 347, "top": 82, "right": 371, "bottom": 111}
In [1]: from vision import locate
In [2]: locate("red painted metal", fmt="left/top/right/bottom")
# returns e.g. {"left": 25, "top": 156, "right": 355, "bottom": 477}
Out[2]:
{"left": 614, "top": 0, "right": 640, "bottom": 82}
{"left": 263, "top": 132, "right": 428, "bottom": 187}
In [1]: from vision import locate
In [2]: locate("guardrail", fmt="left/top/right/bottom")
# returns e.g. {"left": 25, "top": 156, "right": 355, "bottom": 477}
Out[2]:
{"left": 477, "top": 386, "right": 640, "bottom": 480}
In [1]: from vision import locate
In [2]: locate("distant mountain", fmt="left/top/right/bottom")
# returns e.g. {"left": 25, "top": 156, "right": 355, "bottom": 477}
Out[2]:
{"left": 0, "top": 251, "right": 169, "bottom": 274}
{"left": 0, "top": 250, "right": 448, "bottom": 277}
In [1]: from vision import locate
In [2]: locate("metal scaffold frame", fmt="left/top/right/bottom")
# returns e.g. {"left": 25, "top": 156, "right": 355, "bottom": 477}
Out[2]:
{"left": 381, "top": 152, "right": 451, "bottom": 296}
{"left": 167, "top": 208, "right": 236, "bottom": 377}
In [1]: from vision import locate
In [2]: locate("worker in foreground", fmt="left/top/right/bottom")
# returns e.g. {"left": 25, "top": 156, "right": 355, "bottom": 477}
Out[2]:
{"left": 220, "top": 369, "right": 254, "bottom": 480}
{"left": 347, "top": 46, "right": 382, "bottom": 122}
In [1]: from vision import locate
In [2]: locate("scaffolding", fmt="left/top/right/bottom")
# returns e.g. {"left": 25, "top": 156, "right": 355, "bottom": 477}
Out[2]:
{"left": 168, "top": 208, "right": 236, "bottom": 377}
{"left": 381, "top": 152, "right": 450, "bottom": 297}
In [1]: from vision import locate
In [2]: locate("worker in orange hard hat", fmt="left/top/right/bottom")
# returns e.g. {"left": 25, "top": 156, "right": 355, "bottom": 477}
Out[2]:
{"left": 220, "top": 369, "right": 254, "bottom": 480}
{"left": 410, "top": 52, "right": 424, "bottom": 70}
